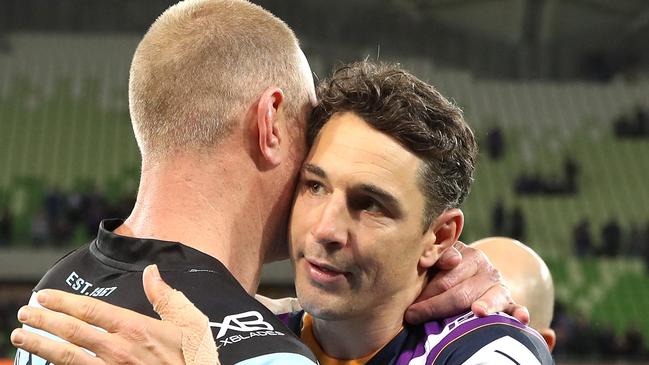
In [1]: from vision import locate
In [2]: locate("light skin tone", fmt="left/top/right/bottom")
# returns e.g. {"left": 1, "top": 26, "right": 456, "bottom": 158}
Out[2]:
{"left": 118, "top": 50, "right": 317, "bottom": 293}
{"left": 472, "top": 237, "right": 556, "bottom": 351}
{"left": 8, "top": 57, "right": 528, "bottom": 365}
{"left": 6, "top": 46, "right": 317, "bottom": 365}
{"left": 291, "top": 112, "right": 464, "bottom": 358}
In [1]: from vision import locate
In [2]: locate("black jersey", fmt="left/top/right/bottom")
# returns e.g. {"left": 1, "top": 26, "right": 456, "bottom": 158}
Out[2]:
{"left": 14, "top": 219, "right": 318, "bottom": 365}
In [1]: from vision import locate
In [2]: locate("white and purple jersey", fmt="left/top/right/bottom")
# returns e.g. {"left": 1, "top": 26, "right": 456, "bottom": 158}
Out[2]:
{"left": 281, "top": 310, "right": 553, "bottom": 365}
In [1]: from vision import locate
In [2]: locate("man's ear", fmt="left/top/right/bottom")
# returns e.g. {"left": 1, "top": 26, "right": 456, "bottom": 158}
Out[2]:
{"left": 419, "top": 208, "right": 464, "bottom": 269}
{"left": 540, "top": 328, "right": 556, "bottom": 352}
{"left": 257, "top": 87, "right": 285, "bottom": 166}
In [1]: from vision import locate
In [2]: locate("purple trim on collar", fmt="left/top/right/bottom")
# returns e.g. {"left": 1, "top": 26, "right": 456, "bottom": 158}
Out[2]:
{"left": 394, "top": 312, "right": 541, "bottom": 365}
{"left": 277, "top": 312, "right": 293, "bottom": 326}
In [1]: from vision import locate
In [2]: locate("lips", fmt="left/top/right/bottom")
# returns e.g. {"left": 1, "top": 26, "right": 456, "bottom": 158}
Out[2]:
{"left": 308, "top": 259, "right": 344, "bottom": 273}
{"left": 304, "top": 258, "right": 350, "bottom": 285}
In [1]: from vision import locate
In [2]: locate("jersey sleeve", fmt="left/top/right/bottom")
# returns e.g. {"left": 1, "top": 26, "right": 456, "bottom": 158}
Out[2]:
{"left": 433, "top": 323, "right": 554, "bottom": 365}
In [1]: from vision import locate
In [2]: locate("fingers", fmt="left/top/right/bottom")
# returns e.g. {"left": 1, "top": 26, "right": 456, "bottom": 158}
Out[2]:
{"left": 471, "top": 287, "right": 530, "bottom": 325}
{"left": 15, "top": 305, "right": 110, "bottom": 353}
{"left": 421, "top": 247, "right": 482, "bottom": 299}
{"left": 36, "top": 289, "right": 135, "bottom": 332}
{"left": 406, "top": 244, "right": 509, "bottom": 325}
{"left": 509, "top": 304, "right": 530, "bottom": 325}
{"left": 143, "top": 264, "right": 219, "bottom": 365}
{"left": 11, "top": 328, "right": 105, "bottom": 365}
{"left": 433, "top": 243, "right": 462, "bottom": 271}
{"left": 143, "top": 264, "right": 202, "bottom": 324}
{"left": 143, "top": 264, "right": 170, "bottom": 311}
{"left": 470, "top": 284, "right": 513, "bottom": 317}
{"left": 405, "top": 272, "right": 495, "bottom": 324}
{"left": 468, "top": 273, "right": 530, "bottom": 324}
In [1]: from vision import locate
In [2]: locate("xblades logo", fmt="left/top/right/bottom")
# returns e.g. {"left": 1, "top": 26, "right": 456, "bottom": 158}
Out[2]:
{"left": 210, "top": 311, "right": 274, "bottom": 339}
{"left": 210, "top": 311, "right": 285, "bottom": 347}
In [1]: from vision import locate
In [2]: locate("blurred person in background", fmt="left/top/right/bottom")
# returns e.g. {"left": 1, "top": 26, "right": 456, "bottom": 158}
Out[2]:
{"left": 471, "top": 237, "right": 556, "bottom": 351}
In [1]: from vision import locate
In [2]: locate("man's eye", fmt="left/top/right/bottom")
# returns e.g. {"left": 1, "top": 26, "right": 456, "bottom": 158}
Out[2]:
{"left": 350, "top": 196, "right": 387, "bottom": 216}
{"left": 305, "top": 180, "right": 325, "bottom": 195}
{"left": 363, "top": 199, "right": 387, "bottom": 216}
{"left": 365, "top": 200, "right": 384, "bottom": 213}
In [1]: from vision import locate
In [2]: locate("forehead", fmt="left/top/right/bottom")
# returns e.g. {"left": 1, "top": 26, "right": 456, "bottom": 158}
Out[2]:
{"left": 306, "top": 112, "right": 424, "bottom": 198}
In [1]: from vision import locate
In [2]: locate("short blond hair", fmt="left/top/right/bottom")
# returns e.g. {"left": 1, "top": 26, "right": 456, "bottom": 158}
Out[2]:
{"left": 129, "top": 0, "right": 308, "bottom": 160}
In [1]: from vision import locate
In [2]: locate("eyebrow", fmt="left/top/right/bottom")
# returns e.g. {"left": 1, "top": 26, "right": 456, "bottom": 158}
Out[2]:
{"left": 303, "top": 162, "right": 404, "bottom": 218}
{"left": 356, "top": 183, "right": 403, "bottom": 217}
{"left": 303, "top": 163, "right": 327, "bottom": 179}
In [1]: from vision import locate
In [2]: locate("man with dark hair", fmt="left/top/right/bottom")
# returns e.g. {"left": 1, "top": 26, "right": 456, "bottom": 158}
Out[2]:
{"left": 307, "top": 62, "right": 476, "bottom": 227}
{"left": 282, "top": 61, "right": 552, "bottom": 364}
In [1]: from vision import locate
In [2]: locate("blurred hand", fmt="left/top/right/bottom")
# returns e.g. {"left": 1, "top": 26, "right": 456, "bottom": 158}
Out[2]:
{"left": 11, "top": 265, "right": 219, "bottom": 365}
{"left": 405, "top": 241, "right": 530, "bottom": 325}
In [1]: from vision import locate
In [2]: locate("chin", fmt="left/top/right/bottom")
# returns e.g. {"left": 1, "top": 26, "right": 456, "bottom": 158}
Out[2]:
{"left": 297, "top": 288, "right": 354, "bottom": 321}
{"left": 301, "top": 301, "right": 347, "bottom": 321}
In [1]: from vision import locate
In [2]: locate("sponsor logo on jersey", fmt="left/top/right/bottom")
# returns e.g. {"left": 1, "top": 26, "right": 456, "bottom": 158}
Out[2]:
{"left": 209, "top": 311, "right": 285, "bottom": 347}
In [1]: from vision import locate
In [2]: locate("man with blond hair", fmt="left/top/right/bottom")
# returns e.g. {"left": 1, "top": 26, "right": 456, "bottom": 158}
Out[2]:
{"left": 12, "top": 1, "right": 527, "bottom": 364}
{"left": 14, "top": 0, "right": 319, "bottom": 363}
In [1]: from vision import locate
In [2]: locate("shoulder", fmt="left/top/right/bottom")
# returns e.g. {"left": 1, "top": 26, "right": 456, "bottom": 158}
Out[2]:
{"left": 34, "top": 244, "right": 93, "bottom": 291}
{"left": 401, "top": 312, "right": 553, "bottom": 365}
{"left": 160, "top": 268, "right": 267, "bottom": 320}
{"left": 160, "top": 271, "right": 318, "bottom": 364}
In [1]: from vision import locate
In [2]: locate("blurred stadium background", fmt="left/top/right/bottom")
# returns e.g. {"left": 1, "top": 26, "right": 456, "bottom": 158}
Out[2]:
{"left": 0, "top": 0, "right": 648, "bottom": 363}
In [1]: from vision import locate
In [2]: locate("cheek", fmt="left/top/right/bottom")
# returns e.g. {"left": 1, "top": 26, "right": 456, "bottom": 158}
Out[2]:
{"left": 360, "top": 238, "right": 422, "bottom": 282}
{"left": 289, "top": 197, "right": 311, "bottom": 250}
{"left": 354, "top": 241, "right": 392, "bottom": 282}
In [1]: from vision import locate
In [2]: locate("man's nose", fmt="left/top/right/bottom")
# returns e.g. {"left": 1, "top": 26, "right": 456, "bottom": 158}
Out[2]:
{"left": 310, "top": 192, "right": 349, "bottom": 247}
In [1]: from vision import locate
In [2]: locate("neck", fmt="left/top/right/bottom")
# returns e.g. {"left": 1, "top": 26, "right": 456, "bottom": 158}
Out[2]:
{"left": 310, "top": 278, "right": 428, "bottom": 359}
{"left": 311, "top": 303, "right": 408, "bottom": 359}
{"left": 116, "top": 150, "right": 272, "bottom": 294}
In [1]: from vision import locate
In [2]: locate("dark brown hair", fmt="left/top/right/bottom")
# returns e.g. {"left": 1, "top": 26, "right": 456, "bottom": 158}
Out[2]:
{"left": 308, "top": 61, "right": 477, "bottom": 227}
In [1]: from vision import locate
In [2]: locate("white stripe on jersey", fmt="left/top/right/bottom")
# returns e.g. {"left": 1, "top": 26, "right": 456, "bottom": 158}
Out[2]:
{"left": 15, "top": 293, "right": 102, "bottom": 365}
{"left": 409, "top": 311, "right": 477, "bottom": 365}
{"left": 461, "top": 335, "right": 541, "bottom": 365}
{"left": 235, "top": 352, "right": 319, "bottom": 364}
